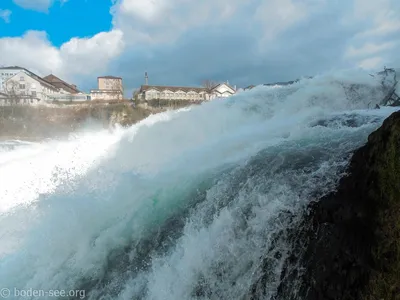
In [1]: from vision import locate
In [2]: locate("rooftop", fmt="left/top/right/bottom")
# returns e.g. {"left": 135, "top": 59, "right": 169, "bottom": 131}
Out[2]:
{"left": 1, "top": 66, "right": 58, "bottom": 90}
{"left": 43, "top": 74, "right": 80, "bottom": 94}
{"left": 139, "top": 85, "right": 209, "bottom": 93}
{"left": 98, "top": 76, "right": 122, "bottom": 79}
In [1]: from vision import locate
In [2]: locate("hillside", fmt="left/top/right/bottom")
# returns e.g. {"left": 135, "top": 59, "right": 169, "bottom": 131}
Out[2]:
{"left": 0, "top": 102, "right": 152, "bottom": 141}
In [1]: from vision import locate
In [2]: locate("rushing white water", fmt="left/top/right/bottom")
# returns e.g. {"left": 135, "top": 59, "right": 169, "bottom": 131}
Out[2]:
{"left": 0, "top": 69, "right": 398, "bottom": 300}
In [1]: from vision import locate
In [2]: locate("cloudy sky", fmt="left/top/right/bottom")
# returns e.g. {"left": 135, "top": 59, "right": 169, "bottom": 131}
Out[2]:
{"left": 0, "top": 0, "right": 399, "bottom": 96}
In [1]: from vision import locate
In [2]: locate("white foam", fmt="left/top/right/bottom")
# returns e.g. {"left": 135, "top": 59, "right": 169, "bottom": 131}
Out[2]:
{"left": 0, "top": 69, "right": 398, "bottom": 299}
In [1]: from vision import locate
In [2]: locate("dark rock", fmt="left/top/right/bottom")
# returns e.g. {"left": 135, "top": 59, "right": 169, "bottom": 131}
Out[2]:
{"left": 270, "top": 110, "right": 400, "bottom": 300}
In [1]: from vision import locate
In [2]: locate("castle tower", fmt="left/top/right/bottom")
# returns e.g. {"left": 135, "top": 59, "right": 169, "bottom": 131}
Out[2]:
{"left": 145, "top": 72, "right": 148, "bottom": 85}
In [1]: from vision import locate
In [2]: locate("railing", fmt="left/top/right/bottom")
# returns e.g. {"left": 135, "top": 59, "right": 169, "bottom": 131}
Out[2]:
{"left": 48, "top": 94, "right": 91, "bottom": 102}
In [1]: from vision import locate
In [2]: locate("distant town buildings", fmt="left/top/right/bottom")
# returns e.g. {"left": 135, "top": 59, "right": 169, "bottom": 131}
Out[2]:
{"left": 136, "top": 72, "right": 237, "bottom": 101}
{"left": 43, "top": 74, "right": 80, "bottom": 94}
{"left": 90, "top": 76, "right": 124, "bottom": 101}
{"left": 0, "top": 66, "right": 237, "bottom": 106}
{"left": 0, "top": 66, "right": 90, "bottom": 105}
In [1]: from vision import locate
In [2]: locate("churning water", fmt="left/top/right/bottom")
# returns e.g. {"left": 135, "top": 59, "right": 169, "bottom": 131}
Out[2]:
{"left": 0, "top": 69, "right": 398, "bottom": 300}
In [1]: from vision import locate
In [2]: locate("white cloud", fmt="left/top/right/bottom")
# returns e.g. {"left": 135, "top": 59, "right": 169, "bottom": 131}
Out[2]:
{"left": 1, "top": 0, "right": 400, "bottom": 94}
{"left": 117, "top": 0, "right": 168, "bottom": 22}
{"left": 111, "top": 0, "right": 248, "bottom": 44}
{"left": 345, "top": 42, "right": 396, "bottom": 58}
{"left": 254, "top": 0, "right": 308, "bottom": 41}
{"left": 359, "top": 19, "right": 400, "bottom": 37}
{"left": 0, "top": 31, "right": 61, "bottom": 74}
{"left": 358, "top": 57, "right": 383, "bottom": 70}
{"left": 0, "top": 30, "right": 124, "bottom": 82}
{"left": 343, "top": 0, "right": 400, "bottom": 70}
{"left": 0, "top": 9, "right": 12, "bottom": 23}
{"left": 12, "top": 0, "right": 68, "bottom": 12}
{"left": 59, "top": 30, "right": 125, "bottom": 77}
{"left": 353, "top": 0, "right": 400, "bottom": 37}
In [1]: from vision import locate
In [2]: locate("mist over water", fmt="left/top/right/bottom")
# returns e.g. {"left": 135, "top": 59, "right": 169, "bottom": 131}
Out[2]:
{"left": 0, "top": 69, "right": 398, "bottom": 299}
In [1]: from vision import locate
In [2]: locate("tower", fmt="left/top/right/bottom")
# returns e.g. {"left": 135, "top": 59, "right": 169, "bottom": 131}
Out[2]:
{"left": 145, "top": 72, "right": 148, "bottom": 85}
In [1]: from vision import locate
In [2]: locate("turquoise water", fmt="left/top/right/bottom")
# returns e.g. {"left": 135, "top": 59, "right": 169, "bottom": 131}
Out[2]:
{"left": 0, "top": 69, "right": 398, "bottom": 300}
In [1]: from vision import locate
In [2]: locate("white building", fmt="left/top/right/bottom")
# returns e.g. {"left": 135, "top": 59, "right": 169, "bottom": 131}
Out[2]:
{"left": 0, "top": 66, "right": 89, "bottom": 104}
{"left": 43, "top": 74, "right": 90, "bottom": 102}
{"left": 136, "top": 72, "right": 236, "bottom": 102}
{"left": 43, "top": 74, "right": 80, "bottom": 94}
{"left": 90, "top": 76, "right": 124, "bottom": 101}
{"left": 138, "top": 85, "right": 210, "bottom": 101}
{"left": 0, "top": 91, "right": 41, "bottom": 106}
{"left": 138, "top": 78, "right": 236, "bottom": 102}
{"left": 4, "top": 71, "right": 59, "bottom": 102}
{"left": 138, "top": 83, "right": 236, "bottom": 101}
{"left": 211, "top": 83, "right": 237, "bottom": 98}
{"left": 0, "top": 66, "right": 27, "bottom": 91}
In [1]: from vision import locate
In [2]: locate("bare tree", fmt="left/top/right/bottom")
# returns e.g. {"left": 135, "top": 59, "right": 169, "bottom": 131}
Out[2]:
{"left": 132, "top": 88, "right": 140, "bottom": 100}
{"left": 4, "top": 79, "right": 22, "bottom": 106}
{"left": 132, "top": 88, "right": 141, "bottom": 106}
{"left": 1, "top": 79, "right": 23, "bottom": 115}
{"left": 202, "top": 80, "right": 218, "bottom": 90}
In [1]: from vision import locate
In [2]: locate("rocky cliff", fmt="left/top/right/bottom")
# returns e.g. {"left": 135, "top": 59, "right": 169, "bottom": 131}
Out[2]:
{"left": 271, "top": 110, "right": 400, "bottom": 300}
{"left": 247, "top": 110, "right": 400, "bottom": 299}
{"left": 0, "top": 103, "right": 151, "bottom": 140}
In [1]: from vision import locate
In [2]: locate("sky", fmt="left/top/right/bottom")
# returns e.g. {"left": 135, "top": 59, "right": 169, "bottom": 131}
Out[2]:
{"left": 0, "top": 0, "right": 399, "bottom": 96}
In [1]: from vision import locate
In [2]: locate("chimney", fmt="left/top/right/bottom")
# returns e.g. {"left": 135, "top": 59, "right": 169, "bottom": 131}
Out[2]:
{"left": 145, "top": 72, "right": 148, "bottom": 85}
{"left": 234, "top": 85, "right": 237, "bottom": 91}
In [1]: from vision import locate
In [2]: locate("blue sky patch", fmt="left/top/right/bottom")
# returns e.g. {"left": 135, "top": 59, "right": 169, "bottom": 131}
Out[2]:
{"left": 0, "top": 0, "right": 113, "bottom": 46}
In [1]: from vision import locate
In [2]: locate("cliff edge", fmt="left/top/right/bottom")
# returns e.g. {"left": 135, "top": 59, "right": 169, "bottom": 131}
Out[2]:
{"left": 274, "top": 110, "right": 400, "bottom": 300}
{"left": 0, "top": 103, "right": 151, "bottom": 140}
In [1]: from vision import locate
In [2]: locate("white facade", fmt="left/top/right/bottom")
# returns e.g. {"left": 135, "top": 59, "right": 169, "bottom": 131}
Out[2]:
{"left": 139, "top": 82, "right": 236, "bottom": 102}
{"left": 90, "top": 89, "right": 123, "bottom": 101}
{"left": 0, "top": 67, "right": 26, "bottom": 91}
{"left": 0, "top": 96, "right": 41, "bottom": 106}
{"left": 90, "top": 75, "right": 124, "bottom": 101}
{"left": 211, "top": 83, "right": 236, "bottom": 98}
{"left": 142, "top": 88, "right": 209, "bottom": 101}
{"left": 50, "top": 93, "right": 91, "bottom": 102}
{"left": 0, "top": 91, "right": 41, "bottom": 106}
{"left": 4, "top": 71, "right": 59, "bottom": 102}
{"left": 0, "top": 66, "right": 89, "bottom": 105}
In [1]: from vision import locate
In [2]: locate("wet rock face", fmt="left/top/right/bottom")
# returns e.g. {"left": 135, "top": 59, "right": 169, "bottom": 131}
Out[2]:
{"left": 273, "top": 110, "right": 400, "bottom": 300}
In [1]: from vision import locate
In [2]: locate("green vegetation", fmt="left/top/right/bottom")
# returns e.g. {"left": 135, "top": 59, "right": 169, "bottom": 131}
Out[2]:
{"left": 0, "top": 98, "right": 203, "bottom": 140}
{"left": 0, "top": 102, "right": 150, "bottom": 140}
{"left": 145, "top": 99, "right": 203, "bottom": 108}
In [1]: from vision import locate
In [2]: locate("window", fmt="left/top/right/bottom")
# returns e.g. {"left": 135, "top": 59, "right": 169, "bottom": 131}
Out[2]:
{"left": 32, "top": 91, "right": 37, "bottom": 97}
{"left": 19, "top": 84, "right": 25, "bottom": 89}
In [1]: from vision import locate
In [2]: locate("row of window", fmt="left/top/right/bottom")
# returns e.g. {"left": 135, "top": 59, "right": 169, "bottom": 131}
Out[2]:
{"left": 0, "top": 72, "right": 17, "bottom": 77}
{"left": 1, "top": 99, "right": 38, "bottom": 104}
{"left": 13, "top": 91, "right": 37, "bottom": 97}
{"left": 146, "top": 91, "right": 205, "bottom": 98}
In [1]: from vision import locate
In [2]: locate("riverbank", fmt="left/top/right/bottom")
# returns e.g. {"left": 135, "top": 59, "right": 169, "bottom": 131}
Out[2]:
{"left": 0, "top": 102, "right": 169, "bottom": 141}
